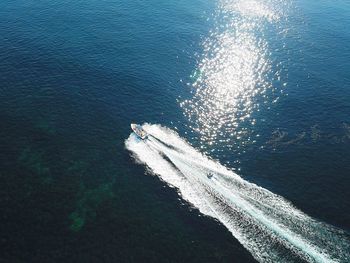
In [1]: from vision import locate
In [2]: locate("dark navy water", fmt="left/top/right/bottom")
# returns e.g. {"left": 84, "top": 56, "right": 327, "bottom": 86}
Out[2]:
{"left": 0, "top": 0, "right": 349, "bottom": 262}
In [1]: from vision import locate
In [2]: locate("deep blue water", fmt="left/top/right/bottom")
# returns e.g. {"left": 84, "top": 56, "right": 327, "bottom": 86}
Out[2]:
{"left": 0, "top": 0, "right": 349, "bottom": 262}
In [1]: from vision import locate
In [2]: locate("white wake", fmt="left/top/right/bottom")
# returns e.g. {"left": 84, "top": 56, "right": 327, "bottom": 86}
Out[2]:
{"left": 125, "top": 124, "right": 350, "bottom": 263}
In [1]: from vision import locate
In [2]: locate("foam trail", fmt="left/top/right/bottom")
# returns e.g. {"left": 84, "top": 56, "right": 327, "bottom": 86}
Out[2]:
{"left": 125, "top": 124, "right": 350, "bottom": 263}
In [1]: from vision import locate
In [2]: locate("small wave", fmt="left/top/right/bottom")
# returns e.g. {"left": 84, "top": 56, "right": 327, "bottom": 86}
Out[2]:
{"left": 125, "top": 124, "right": 350, "bottom": 263}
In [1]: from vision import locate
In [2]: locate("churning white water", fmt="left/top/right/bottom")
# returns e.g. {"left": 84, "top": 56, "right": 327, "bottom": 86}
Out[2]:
{"left": 125, "top": 124, "right": 350, "bottom": 263}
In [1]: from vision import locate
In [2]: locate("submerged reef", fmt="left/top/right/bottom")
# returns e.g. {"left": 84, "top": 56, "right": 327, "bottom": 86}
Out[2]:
{"left": 69, "top": 182, "right": 115, "bottom": 232}
{"left": 18, "top": 147, "right": 52, "bottom": 185}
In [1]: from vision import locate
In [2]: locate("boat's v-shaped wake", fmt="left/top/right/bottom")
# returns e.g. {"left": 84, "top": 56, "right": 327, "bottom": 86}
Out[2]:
{"left": 125, "top": 124, "right": 350, "bottom": 263}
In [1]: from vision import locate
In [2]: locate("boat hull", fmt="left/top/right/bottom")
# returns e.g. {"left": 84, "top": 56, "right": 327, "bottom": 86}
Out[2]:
{"left": 131, "top": 123, "right": 148, "bottom": 139}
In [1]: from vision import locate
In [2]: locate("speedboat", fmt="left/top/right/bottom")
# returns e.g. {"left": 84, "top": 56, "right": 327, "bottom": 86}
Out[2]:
{"left": 131, "top": 123, "right": 148, "bottom": 140}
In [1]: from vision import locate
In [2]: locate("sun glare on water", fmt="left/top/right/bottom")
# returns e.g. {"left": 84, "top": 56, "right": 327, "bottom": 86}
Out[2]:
{"left": 180, "top": 0, "right": 288, "bottom": 150}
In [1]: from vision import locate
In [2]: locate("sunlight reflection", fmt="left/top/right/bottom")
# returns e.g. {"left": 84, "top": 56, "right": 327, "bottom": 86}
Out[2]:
{"left": 181, "top": 0, "right": 289, "bottom": 151}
